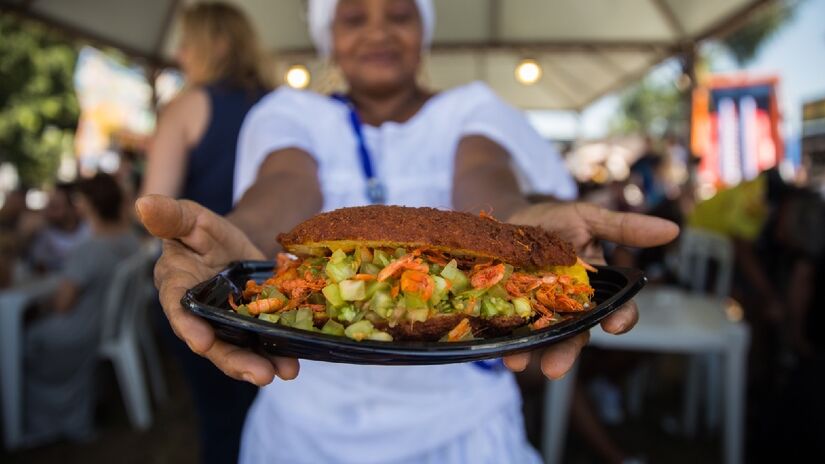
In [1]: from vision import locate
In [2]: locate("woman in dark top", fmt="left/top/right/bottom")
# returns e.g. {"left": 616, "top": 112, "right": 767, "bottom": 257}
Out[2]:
{"left": 141, "top": 2, "right": 271, "bottom": 463}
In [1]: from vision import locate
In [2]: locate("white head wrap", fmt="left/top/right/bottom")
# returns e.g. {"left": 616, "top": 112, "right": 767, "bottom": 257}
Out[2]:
{"left": 308, "top": 0, "right": 435, "bottom": 58}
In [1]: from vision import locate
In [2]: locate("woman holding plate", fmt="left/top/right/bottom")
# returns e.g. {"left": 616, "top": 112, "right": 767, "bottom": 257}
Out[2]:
{"left": 136, "top": 0, "right": 678, "bottom": 462}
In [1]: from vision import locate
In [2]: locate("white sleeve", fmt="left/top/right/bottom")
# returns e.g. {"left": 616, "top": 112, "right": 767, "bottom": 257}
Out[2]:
{"left": 233, "top": 90, "right": 317, "bottom": 203}
{"left": 458, "top": 84, "right": 577, "bottom": 200}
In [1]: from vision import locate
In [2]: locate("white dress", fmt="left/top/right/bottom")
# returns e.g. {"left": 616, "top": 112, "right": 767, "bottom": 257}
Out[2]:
{"left": 233, "top": 82, "right": 576, "bottom": 464}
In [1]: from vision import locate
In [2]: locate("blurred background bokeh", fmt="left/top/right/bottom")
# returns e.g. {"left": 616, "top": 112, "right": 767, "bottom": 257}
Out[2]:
{"left": 1, "top": 0, "right": 824, "bottom": 463}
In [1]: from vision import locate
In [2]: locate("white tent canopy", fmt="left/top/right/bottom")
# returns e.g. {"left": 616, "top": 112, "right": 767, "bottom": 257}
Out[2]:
{"left": 1, "top": 0, "right": 771, "bottom": 110}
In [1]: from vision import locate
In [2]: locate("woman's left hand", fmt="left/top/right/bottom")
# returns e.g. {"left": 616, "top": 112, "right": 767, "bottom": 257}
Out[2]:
{"left": 501, "top": 202, "right": 680, "bottom": 379}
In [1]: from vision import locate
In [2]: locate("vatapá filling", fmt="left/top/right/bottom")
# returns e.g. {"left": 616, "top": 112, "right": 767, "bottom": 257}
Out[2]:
{"left": 229, "top": 247, "right": 596, "bottom": 343}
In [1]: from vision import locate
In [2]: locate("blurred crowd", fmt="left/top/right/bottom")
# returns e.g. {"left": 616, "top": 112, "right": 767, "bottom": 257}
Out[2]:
{"left": 2, "top": 0, "right": 824, "bottom": 463}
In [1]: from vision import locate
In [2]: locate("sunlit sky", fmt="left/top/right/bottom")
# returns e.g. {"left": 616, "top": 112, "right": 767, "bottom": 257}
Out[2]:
{"left": 528, "top": 0, "right": 825, "bottom": 145}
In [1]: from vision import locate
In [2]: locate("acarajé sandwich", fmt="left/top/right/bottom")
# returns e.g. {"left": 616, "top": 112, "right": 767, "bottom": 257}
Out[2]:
{"left": 228, "top": 205, "right": 596, "bottom": 342}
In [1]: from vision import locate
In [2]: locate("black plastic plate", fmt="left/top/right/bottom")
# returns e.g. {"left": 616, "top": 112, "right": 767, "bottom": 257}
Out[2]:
{"left": 181, "top": 261, "right": 646, "bottom": 365}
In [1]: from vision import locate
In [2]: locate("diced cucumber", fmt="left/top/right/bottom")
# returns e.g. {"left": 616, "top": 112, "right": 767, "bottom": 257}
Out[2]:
{"left": 356, "top": 247, "right": 373, "bottom": 264}
{"left": 429, "top": 276, "right": 450, "bottom": 305}
{"left": 292, "top": 307, "right": 315, "bottom": 331}
{"left": 512, "top": 297, "right": 533, "bottom": 318}
{"left": 394, "top": 248, "right": 407, "bottom": 258}
{"left": 496, "top": 298, "right": 516, "bottom": 316}
{"left": 338, "top": 304, "right": 359, "bottom": 322}
{"left": 487, "top": 284, "right": 509, "bottom": 300}
{"left": 482, "top": 296, "right": 515, "bottom": 317}
{"left": 451, "top": 295, "right": 480, "bottom": 317}
{"left": 339, "top": 279, "right": 366, "bottom": 301}
{"left": 365, "top": 281, "right": 390, "bottom": 299}
{"left": 344, "top": 320, "right": 374, "bottom": 341}
{"left": 236, "top": 304, "right": 251, "bottom": 316}
{"left": 329, "top": 249, "right": 347, "bottom": 264}
{"left": 279, "top": 309, "right": 297, "bottom": 326}
{"left": 369, "top": 290, "right": 394, "bottom": 318}
{"left": 325, "top": 259, "right": 356, "bottom": 283}
{"left": 481, "top": 297, "right": 499, "bottom": 318}
{"left": 322, "top": 283, "right": 346, "bottom": 307}
{"left": 359, "top": 262, "right": 381, "bottom": 276}
{"left": 441, "top": 260, "right": 470, "bottom": 294}
{"left": 258, "top": 312, "right": 280, "bottom": 323}
{"left": 367, "top": 330, "right": 393, "bottom": 342}
{"left": 321, "top": 319, "right": 345, "bottom": 336}
{"left": 372, "top": 249, "right": 391, "bottom": 267}
{"left": 404, "top": 293, "right": 428, "bottom": 310}
{"left": 327, "top": 304, "right": 340, "bottom": 319}
{"left": 406, "top": 307, "right": 429, "bottom": 322}
{"left": 260, "top": 286, "right": 288, "bottom": 303}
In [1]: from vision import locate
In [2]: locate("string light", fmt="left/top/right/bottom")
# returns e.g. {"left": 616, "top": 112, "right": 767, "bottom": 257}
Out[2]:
{"left": 285, "top": 64, "right": 311, "bottom": 89}
{"left": 515, "top": 59, "right": 542, "bottom": 85}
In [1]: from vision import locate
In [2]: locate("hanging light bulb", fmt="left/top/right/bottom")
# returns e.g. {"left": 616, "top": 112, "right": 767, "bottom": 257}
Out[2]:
{"left": 515, "top": 59, "right": 542, "bottom": 85}
{"left": 285, "top": 64, "right": 311, "bottom": 89}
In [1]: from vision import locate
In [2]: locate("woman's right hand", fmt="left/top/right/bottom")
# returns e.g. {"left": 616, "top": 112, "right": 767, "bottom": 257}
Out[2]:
{"left": 135, "top": 195, "right": 299, "bottom": 385}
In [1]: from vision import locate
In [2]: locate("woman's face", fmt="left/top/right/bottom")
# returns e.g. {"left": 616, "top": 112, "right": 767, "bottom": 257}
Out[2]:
{"left": 175, "top": 35, "right": 201, "bottom": 83}
{"left": 331, "top": 0, "right": 423, "bottom": 95}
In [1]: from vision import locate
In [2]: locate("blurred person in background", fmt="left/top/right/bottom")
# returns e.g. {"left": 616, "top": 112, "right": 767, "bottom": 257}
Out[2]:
{"left": 26, "top": 183, "right": 91, "bottom": 273}
{"left": 24, "top": 173, "right": 139, "bottom": 446}
{"left": 136, "top": 0, "right": 677, "bottom": 463}
{"left": 0, "top": 188, "right": 29, "bottom": 287}
{"left": 140, "top": 2, "right": 272, "bottom": 463}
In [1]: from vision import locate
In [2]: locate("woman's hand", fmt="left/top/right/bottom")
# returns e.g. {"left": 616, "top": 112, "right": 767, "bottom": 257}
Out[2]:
{"left": 501, "top": 202, "right": 680, "bottom": 379}
{"left": 135, "top": 195, "right": 300, "bottom": 386}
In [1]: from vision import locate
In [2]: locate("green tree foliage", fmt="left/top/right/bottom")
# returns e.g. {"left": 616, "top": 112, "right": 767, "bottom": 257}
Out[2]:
{"left": 610, "top": 76, "right": 688, "bottom": 138}
{"left": 0, "top": 14, "right": 79, "bottom": 188}
{"left": 722, "top": 0, "right": 799, "bottom": 66}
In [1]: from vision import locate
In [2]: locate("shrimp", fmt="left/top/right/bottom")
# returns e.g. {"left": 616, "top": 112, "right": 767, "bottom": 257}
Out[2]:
{"left": 505, "top": 273, "right": 541, "bottom": 296}
{"left": 577, "top": 257, "right": 598, "bottom": 273}
{"left": 377, "top": 254, "right": 429, "bottom": 282}
{"left": 447, "top": 318, "right": 472, "bottom": 341}
{"left": 470, "top": 263, "right": 506, "bottom": 289}
{"left": 247, "top": 297, "right": 284, "bottom": 315}
{"left": 531, "top": 315, "right": 553, "bottom": 330}
{"left": 280, "top": 276, "right": 326, "bottom": 300}
{"left": 400, "top": 270, "right": 435, "bottom": 300}
{"left": 242, "top": 280, "right": 263, "bottom": 299}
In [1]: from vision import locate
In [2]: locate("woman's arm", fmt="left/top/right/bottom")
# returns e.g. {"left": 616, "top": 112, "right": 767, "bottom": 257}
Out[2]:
{"left": 228, "top": 148, "right": 323, "bottom": 255}
{"left": 141, "top": 89, "right": 210, "bottom": 198}
{"left": 52, "top": 279, "right": 79, "bottom": 313}
{"left": 452, "top": 135, "right": 530, "bottom": 218}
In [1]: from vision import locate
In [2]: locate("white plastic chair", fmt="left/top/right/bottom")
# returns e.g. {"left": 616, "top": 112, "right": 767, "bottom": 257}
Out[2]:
{"left": 676, "top": 228, "right": 734, "bottom": 435}
{"left": 98, "top": 240, "right": 166, "bottom": 430}
{"left": 543, "top": 228, "right": 750, "bottom": 464}
{"left": 0, "top": 276, "right": 61, "bottom": 450}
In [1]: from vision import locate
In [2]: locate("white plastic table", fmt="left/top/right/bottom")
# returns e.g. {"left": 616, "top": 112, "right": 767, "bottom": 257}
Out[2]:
{"left": 0, "top": 276, "right": 60, "bottom": 450}
{"left": 543, "top": 285, "right": 750, "bottom": 464}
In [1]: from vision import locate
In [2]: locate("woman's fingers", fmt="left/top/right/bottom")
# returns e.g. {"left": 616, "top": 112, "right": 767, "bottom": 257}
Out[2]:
{"left": 599, "top": 301, "right": 639, "bottom": 335}
{"left": 202, "top": 339, "right": 277, "bottom": 386}
{"left": 136, "top": 195, "right": 264, "bottom": 262}
{"left": 503, "top": 352, "right": 531, "bottom": 372}
{"left": 269, "top": 356, "right": 301, "bottom": 381}
{"left": 575, "top": 203, "right": 680, "bottom": 248}
{"left": 540, "top": 331, "right": 590, "bottom": 380}
{"left": 135, "top": 194, "right": 199, "bottom": 240}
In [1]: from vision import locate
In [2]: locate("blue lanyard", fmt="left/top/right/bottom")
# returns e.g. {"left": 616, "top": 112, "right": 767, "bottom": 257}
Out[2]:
{"left": 330, "top": 94, "right": 386, "bottom": 204}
